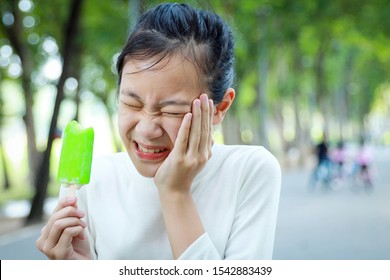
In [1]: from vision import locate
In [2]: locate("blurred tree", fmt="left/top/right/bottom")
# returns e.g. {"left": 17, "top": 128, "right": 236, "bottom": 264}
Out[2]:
{"left": 0, "top": 0, "right": 140, "bottom": 223}
{"left": 0, "top": 85, "right": 11, "bottom": 190}
{"left": 27, "top": 0, "right": 85, "bottom": 224}
{"left": 0, "top": 0, "right": 389, "bottom": 222}
{"left": 0, "top": 0, "right": 40, "bottom": 185}
{"left": 78, "top": 0, "right": 130, "bottom": 153}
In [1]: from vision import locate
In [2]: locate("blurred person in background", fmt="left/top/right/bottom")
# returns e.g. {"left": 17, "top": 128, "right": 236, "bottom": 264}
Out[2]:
{"left": 331, "top": 140, "right": 346, "bottom": 179}
{"left": 309, "top": 133, "right": 331, "bottom": 189}
{"left": 352, "top": 137, "right": 374, "bottom": 190}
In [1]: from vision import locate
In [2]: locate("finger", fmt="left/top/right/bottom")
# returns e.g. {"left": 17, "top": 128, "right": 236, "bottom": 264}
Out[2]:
{"left": 52, "top": 225, "right": 85, "bottom": 259}
{"left": 41, "top": 203, "right": 84, "bottom": 240}
{"left": 188, "top": 98, "right": 201, "bottom": 156}
{"left": 38, "top": 215, "right": 85, "bottom": 254}
{"left": 44, "top": 217, "right": 87, "bottom": 252}
{"left": 53, "top": 196, "right": 77, "bottom": 213}
{"left": 174, "top": 112, "right": 192, "bottom": 154}
{"left": 198, "top": 94, "right": 210, "bottom": 155}
{"left": 41, "top": 206, "right": 84, "bottom": 241}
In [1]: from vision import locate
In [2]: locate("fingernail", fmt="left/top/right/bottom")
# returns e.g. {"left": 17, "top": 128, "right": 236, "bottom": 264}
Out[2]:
{"left": 185, "top": 113, "right": 192, "bottom": 121}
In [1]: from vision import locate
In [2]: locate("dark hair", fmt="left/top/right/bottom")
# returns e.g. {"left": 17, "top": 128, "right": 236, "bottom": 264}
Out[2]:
{"left": 116, "top": 3, "right": 235, "bottom": 104}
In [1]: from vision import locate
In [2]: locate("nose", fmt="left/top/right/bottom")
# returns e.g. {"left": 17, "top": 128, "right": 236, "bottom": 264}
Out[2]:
{"left": 135, "top": 111, "right": 164, "bottom": 139}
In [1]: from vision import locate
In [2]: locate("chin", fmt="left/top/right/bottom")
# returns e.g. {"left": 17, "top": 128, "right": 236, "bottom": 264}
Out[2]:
{"left": 136, "top": 168, "right": 157, "bottom": 178}
{"left": 132, "top": 159, "right": 160, "bottom": 178}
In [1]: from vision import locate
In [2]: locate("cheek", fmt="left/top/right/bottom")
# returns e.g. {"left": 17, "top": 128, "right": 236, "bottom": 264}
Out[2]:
{"left": 118, "top": 109, "right": 137, "bottom": 139}
{"left": 161, "top": 118, "right": 182, "bottom": 144}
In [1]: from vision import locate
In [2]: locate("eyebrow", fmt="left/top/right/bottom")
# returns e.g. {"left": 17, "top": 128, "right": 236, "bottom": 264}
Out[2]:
{"left": 120, "top": 90, "right": 142, "bottom": 101}
{"left": 120, "top": 89, "right": 192, "bottom": 107}
{"left": 159, "top": 99, "right": 192, "bottom": 107}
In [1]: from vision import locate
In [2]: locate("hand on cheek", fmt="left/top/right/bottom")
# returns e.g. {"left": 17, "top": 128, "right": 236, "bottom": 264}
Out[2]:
{"left": 154, "top": 93, "right": 214, "bottom": 195}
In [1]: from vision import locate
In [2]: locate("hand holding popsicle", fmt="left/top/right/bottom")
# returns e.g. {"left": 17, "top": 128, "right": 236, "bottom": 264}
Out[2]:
{"left": 36, "top": 196, "right": 91, "bottom": 259}
{"left": 36, "top": 121, "right": 94, "bottom": 259}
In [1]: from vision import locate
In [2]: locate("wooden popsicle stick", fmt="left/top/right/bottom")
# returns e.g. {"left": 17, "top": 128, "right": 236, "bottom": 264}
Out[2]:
{"left": 60, "top": 183, "right": 76, "bottom": 197}
{"left": 68, "top": 184, "right": 76, "bottom": 197}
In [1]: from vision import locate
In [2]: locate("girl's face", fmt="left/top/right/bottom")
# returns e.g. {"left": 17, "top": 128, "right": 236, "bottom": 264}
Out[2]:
{"left": 118, "top": 55, "right": 204, "bottom": 177}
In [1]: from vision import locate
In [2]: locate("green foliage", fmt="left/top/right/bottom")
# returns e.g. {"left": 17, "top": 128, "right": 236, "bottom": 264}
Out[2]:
{"left": 0, "top": 0, "right": 389, "bottom": 194}
{"left": 237, "top": 72, "right": 257, "bottom": 109}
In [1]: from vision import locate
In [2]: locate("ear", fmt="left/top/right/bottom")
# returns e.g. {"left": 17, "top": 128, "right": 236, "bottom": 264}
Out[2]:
{"left": 212, "top": 88, "right": 235, "bottom": 125}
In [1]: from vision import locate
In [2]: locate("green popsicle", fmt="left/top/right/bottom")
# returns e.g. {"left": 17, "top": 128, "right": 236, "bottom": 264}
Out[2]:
{"left": 57, "top": 120, "right": 94, "bottom": 195}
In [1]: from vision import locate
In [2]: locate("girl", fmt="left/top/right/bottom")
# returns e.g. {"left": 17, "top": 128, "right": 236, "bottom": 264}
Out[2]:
{"left": 37, "top": 2, "right": 281, "bottom": 260}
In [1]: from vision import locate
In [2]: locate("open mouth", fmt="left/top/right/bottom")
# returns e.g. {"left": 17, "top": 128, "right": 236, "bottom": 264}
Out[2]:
{"left": 137, "top": 144, "right": 167, "bottom": 154}
{"left": 135, "top": 142, "right": 168, "bottom": 153}
{"left": 134, "top": 141, "right": 170, "bottom": 161}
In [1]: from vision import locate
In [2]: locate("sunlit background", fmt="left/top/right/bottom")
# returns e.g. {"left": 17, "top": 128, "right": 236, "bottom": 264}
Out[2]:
{"left": 0, "top": 0, "right": 389, "bottom": 259}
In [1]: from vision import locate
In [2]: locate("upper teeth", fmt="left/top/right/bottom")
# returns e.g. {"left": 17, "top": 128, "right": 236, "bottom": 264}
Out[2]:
{"left": 138, "top": 145, "right": 164, "bottom": 153}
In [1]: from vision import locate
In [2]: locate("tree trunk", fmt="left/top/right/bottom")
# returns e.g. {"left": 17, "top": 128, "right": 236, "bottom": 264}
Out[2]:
{"left": 129, "top": 0, "right": 140, "bottom": 31}
{"left": 101, "top": 96, "right": 123, "bottom": 152}
{"left": 273, "top": 103, "right": 287, "bottom": 166}
{"left": 274, "top": 104, "right": 285, "bottom": 147}
{"left": 1, "top": 0, "right": 40, "bottom": 185}
{"left": 26, "top": 0, "right": 84, "bottom": 225}
{"left": 0, "top": 86, "right": 10, "bottom": 190}
{"left": 0, "top": 137, "right": 11, "bottom": 190}
{"left": 314, "top": 40, "right": 329, "bottom": 135}
{"left": 257, "top": 10, "right": 270, "bottom": 148}
{"left": 290, "top": 44, "right": 304, "bottom": 166}
{"left": 71, "top": 50, "right": 82, "bottom": 122}
{"left": 222, "top": 113, "right": 242, "bottom": 145}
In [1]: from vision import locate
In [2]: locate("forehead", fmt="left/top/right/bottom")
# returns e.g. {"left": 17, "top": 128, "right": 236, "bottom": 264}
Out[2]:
{"left": 121, "top": 54, "right": 202, "bottom": 89}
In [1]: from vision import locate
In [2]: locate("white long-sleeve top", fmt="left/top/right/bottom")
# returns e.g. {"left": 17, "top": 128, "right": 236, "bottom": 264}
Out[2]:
{"left": 60, "top": 144, "right": 281, "bottom": 260}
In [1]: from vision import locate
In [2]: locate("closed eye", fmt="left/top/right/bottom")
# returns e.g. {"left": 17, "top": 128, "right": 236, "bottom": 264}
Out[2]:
{"left": 161, "top": 112, "right": 187, "bottom": 118}
{"left": 120, "top": 101, "right": 142, "bottom": 110}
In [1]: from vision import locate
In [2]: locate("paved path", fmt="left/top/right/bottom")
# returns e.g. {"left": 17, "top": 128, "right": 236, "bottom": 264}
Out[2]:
{"left": 273, "top": 146, "right": 390, "bottom": 259}
{"left": 0, "top": 223, "right": 47, "bottom": 259}
{"left": 1, "top": 146, "right": 389, "bottom": 260}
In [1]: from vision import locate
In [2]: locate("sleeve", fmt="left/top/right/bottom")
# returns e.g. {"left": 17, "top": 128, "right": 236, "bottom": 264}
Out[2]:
{"left": 178, "top": 147, "right": 281, "bottom": 260}
{"left": 178, "top": 233, "right": 221, "bottom": 260}
{"left": 224, "top": 148, "right": 281, "bottom": 259}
